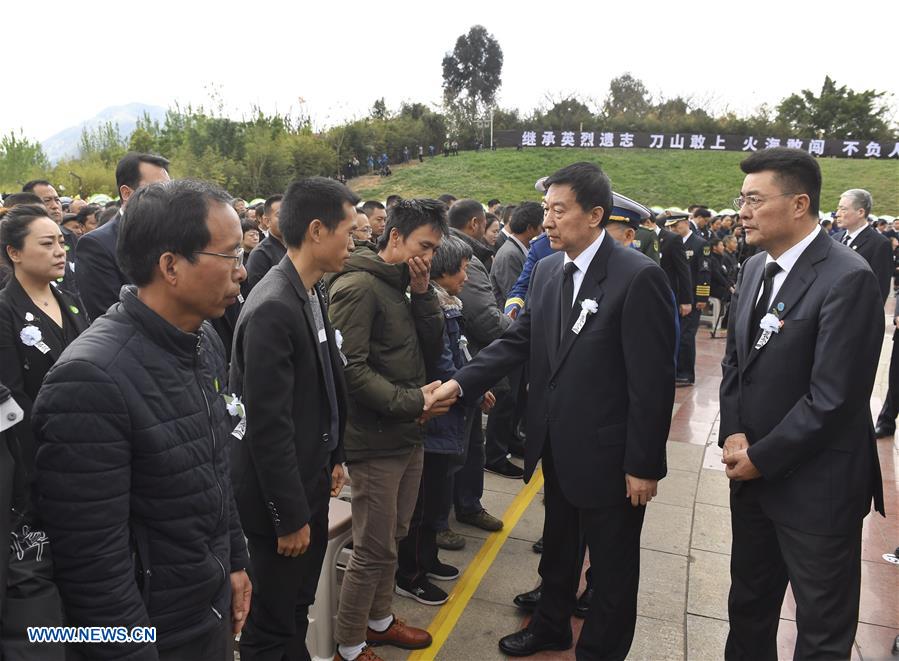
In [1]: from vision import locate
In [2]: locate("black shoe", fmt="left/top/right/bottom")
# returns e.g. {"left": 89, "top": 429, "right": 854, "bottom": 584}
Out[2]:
{"left": 395, "top": 576, "right": 448, "bottom": 606}
{"left": 675, "top": 377, "right": 694, "bottom": 387}
{"left": 512, "top": 585, "right": 541, "bottom": 613}
{"left": 574, "top": 586, "right": 593, "bottom": 618}
{"left": 532, "top": 537, "right": 543, "bottom": 554}
{"left": 875, "top": 424, "right": 895, "bottom": 438}
{"left": 426, "top": 561, "right": 460, "bottom": 581}
{"left": 485, "top": 459, "right": 524, "bottom": 479}
{"left": 498, "top": 627, "right": 572, "bottom": 657}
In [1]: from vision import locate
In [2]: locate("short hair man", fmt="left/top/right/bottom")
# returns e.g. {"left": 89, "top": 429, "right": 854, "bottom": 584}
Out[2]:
{"left": 361, "top": 200, "right": 387, "bottom": 241}
{"left": 447, "top": 198, "right": 523, "bottom": 492}
{"left": 691, "top": 207, "right": 712, "bottom": 240}
{"left": 720, "top": 148, "right": 885, "bottom": 660}
{"left": 385, "top": 195, "right": 402, "bottom": 209}
{"left": 22, "top": 180, "right": 79, "bottom": 296}
{"left": 231, "top": 177, "right": 359, "bottom": 659}
{"left": 33, "top": 179, "right": 252, "bottom": 659}
{"left": 487, "top": 198, "right": 501, "bottom": 214}
{"left": 352, "top": 209, "right": 374, "bottom": 246}
{"left": 833, "top": 188, "right": 892, "bottom": 304}
{"left": 328, "top": 200, "right": 450, "bottom": 661}
{"left": 490, "top": 201, "right": 543, "bottom": 308}
{"left": 243, "top": 194, "right": 286, "bottom": 296}
{"left": 434, "top": 162, "right": 676, "bottom": 658}
{"left": 75, "top": 152, "right": 171, "bottom": 320}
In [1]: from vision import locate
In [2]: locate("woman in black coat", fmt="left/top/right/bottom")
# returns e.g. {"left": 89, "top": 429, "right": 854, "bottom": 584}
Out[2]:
{"left": 0, "top": 204, "right": 88, "bottom": 659}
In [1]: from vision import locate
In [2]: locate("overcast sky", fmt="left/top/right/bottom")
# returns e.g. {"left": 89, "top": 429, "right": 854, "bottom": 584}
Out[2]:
{"left": 4, "top": 0, "right": 898, "bottom": 142}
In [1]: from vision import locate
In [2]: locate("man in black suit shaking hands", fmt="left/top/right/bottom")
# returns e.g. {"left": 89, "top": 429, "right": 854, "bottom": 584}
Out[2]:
{"left": 720, "top": 148, "right": 885, "bottom": 660}
{"left": 434, "top": 162, "right": 677, "bottom": 660}
{"left": 230, "top": 177, "right": 359, "bottom": 660}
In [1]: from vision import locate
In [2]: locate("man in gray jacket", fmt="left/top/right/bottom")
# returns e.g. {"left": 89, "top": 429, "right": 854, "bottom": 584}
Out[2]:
{"left": 447, "top": 200, "right": 517, "bottom": 532}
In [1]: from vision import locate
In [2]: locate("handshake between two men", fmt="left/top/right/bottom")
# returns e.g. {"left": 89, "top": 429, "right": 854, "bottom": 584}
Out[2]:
{"left": 418, "top": 378, "right": 494, "bottom": 423}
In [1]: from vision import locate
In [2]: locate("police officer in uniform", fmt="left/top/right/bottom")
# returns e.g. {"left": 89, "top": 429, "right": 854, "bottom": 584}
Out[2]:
{"left": 667, "top": 214, "right": 710, "bottom": 385}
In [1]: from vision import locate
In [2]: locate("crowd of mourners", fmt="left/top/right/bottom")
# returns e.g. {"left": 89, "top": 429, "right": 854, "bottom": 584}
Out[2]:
{"left": 0, "top": 149, "right": 895, "bottom": 661}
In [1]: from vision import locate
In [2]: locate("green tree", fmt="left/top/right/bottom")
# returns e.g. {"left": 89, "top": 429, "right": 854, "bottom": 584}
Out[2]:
{"left": 531, "top": 96, "right": 596, "bottom": 129}
{"left": 776, "top": 76, "right": 895, "bottom": 140}
{"left": 602, "top": 73, "right": 652, "bottom": 118}
{"left": 79, "top": 121, "right": 127, "bottom": 166}
{"left": 0, "top": 130, "right": 49, "bottom": 190}
{"left": 442, "top": 25, "right": 503, "bottom": 139}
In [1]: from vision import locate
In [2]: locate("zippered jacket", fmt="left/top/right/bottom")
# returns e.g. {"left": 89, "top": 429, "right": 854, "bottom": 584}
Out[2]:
{"left": 32, "top": 286, "right": 248, "bottom": 660}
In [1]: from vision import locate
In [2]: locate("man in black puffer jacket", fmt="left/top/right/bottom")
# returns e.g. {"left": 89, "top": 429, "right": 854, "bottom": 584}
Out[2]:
{"left": 32, "top": 180, "right": 251, "bottom": 660}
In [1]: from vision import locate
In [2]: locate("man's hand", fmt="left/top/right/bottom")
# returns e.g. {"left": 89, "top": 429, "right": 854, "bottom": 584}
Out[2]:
{"left": 230, "top": 569, "right": 252, "bottom": 635}
{"left": 506, "top": 306, "right": 519, "bottom": 320}
{"left": 625, "top": 474, "right": 658, "bottom": 507}
{"left": 721, "top": 433, "right": 749, "bottom": 461}
{"left": 277, "top": 524, "right": 310, "bottom": 557}
{"left": 330, "top": 463, "right": 346, "bottom": 497}
{"left": 408, "top": 256, "right": 431, "bottom": 294}
{"left": 433, "top": 379, "right": 461, "bottom": 409}
{"left": 696, "top": 301, "right": 706, "bottom": 311}
{"left": 723, "top": 449, "right": 761, "bottom": 481}
{"left": 679, "top": 304, "right": 692, "bottom": 317}
{"left": 480, "top": 390, "right": 496, "bottom": 413}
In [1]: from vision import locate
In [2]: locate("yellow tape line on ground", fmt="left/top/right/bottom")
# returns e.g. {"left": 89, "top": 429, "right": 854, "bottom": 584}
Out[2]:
{"left": 407, "top": 466, "right": 545, "bottom": 661}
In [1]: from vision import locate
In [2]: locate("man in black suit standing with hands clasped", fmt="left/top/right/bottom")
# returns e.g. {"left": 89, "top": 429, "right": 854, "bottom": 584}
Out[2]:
{"left": 433, "top": 162, "right": 677, "bottom": 660}
{"left": 230, "top": 177, "right": 360, "bottom": 659}
{"left": 720, "top": 148, "right": 885, "bottom": 660}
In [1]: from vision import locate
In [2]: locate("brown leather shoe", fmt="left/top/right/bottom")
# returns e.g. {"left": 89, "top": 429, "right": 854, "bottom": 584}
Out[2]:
{"left": 333, "top": 646, "right": 383, "bottom": 661}
{"left": 366, "top": 616, "right": 432, "bottom": 650}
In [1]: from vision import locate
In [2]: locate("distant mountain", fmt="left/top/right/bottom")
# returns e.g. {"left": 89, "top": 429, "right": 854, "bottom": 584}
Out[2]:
{"left": 41, "top": 103, "right": 168, "bottom": 163}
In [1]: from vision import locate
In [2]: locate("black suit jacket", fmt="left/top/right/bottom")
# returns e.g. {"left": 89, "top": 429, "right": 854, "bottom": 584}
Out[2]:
{"left": 833, "top": 226, "right": 892, "bottom": 304}
{"left": 0, "top": 278, "right": 88, "bottom": 532}
{"left": 454, "top": 236, "right": 676, "bottom": 508}
{"left": 658, "top": 228, "right": 692, "bottom": 306}
{"left": 242, "top": 234, "right": 287, "bottom": 297}
{"left": 75, "top": 213, "right": 129, "bottom": 321}
{"left": 719, "top": 229, "right": 885, "bottom": 535}
{"left": 57, "top": 225, "right": 79, "bottom": 298}
{"left": 230, "top": 256, "right": 346, "bottom": 538}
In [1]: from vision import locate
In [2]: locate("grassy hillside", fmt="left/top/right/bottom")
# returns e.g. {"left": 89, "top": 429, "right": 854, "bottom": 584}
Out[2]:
{"left": 350, "top": 148, "right": 899, "bottom": 213}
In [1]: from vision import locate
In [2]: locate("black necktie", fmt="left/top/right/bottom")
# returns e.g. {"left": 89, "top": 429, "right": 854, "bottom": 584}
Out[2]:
{"left": 751, "top": 261, "right": 783, "bottom": 339}
{"left": 842, "top": 233, "right": 852, "bottom": 246}
{"left": 561, "top": 261, "right": 578, "bottom": 341}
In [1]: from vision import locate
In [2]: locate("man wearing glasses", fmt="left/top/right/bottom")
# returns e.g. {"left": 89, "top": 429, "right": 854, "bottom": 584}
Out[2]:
{"left": 719, "top": 148, "right": 884, "bottom": 660}
{"left": 32, "top": 179, "right": 252, "bottom": 660}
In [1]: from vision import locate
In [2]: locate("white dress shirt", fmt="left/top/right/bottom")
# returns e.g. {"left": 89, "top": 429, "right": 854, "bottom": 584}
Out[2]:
{"left": 563, "top": 230, "right": 606, "bottom": 307}
{"left": 841, "top": 223, "right": 867, "bottom": 246}
{"left": 757, "top": 225, "right": 821, "bottom": 307}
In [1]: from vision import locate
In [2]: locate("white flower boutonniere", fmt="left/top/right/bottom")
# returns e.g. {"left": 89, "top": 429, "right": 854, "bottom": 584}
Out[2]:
{"left": 334, "top": 329, "right": 344, "bottom": 351}
{"left": 20, "top": 325, "right": 42, "bottom": 347}
{"left": 572, "top": 298, "right": 599, "bottom": 335}
{"left": 223, "top": 394, "right": 246, "bottom": 419}
{"left": 755, "top": 312, "right": 784, "bottom": 350}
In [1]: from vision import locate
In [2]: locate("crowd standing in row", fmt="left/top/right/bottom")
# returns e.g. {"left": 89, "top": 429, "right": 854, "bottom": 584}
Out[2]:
{"left": 0, "top": 147, "right": 893, "bottom": 660}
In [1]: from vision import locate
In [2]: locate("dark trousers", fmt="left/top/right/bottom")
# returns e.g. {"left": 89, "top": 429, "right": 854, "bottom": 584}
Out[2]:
{"left": 453, "top": 413, "right": 486, "bottom": 517}
{"left": 485, "top": 368, "right": 525, "bottom": 466}
{"left": 530, "top": 444, "right": 645, "bottom": 661}
{"left": 397, "top": 452, "right": 453, "bottom": 581}
{"left": 239, "top": 469, "right": 330, "bottom": 661}
{"left": 876, "top": 333, "right": 899, "bottom": 430}
{"left": 676, "top": 307, "right": 700, "bottom": 380}
{"left": 725, "top": 483, "right": 862, "bottom": 661}
{"left": 158, "top": 615, "right": 232, "bottom": 661}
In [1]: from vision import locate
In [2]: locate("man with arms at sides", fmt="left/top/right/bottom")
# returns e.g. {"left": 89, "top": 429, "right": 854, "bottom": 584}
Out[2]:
{"left": 647, "top": 212, "right": 694, "bottom": 319}
{"left": 22, "top": 180, "right": 79, "bottom": 298}
{"left": 832, "top": 188, "right": 892, "bottom": 305}
{"left": 490, "top": 202, "right": 543, "bottom": 309}
{"left": 33, "top": 179, "right": 252, "bottom": 660}
{"left": 361, "top": 200, "right": 388, "bottom": 243}
{"left": 328, "top": 200, "right": 450, "bottom": 661}
{"left": 243, "top": 194, "right": 286, "bottom": 296}
{"left": 434, "top": 162, "right": 676, "bottom": 660}
{"left": 668, "top": 213, "right": 711, "bottom": 385}
{"left": 719, "top": 148, "right": 884, "bottom": 660}
{"left": 230, "top": 177, "right": 358, "bottom": 660}
{"left": 74, "top": 153, "right": 171, "bottom": 320}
